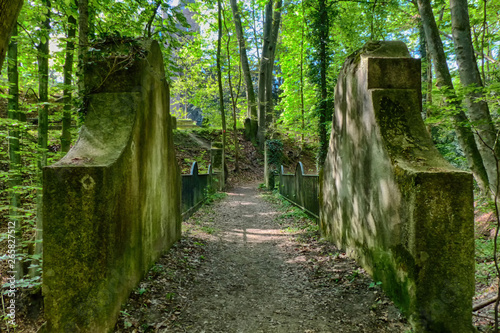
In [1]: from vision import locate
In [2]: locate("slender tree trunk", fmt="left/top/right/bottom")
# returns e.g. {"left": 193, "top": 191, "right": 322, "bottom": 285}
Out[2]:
{"left": 0, "top": 0, "right": 23, "bottom": 70}
{"left": 481, "top": 0, "right": 487, "bottom": 82}
{"left": 265, "top": 0, "right": 282, "bottom": 128}
{"left": 8, "top": 26, "right": 23, "bottom": 279}
{"left": 370, "top": 0, "right": 378, "bottom": 40}
{"left": 32, "top": 0, "right": 51, "bottom": 278}
{"left": 450, "top": 0, "right": 499, "bottom": 194}
{"left": 419, "top": 22, "right": 428, "bottom": 112}
{"left": 317, "top": 0, "right": 330, "bottom": 167}
{"left": 78, "top": 0, "right": 89, "bottom": 117}
{"left": 251, "top": 0, "right": 260, "bottom": 65}
{"left": 224, "top": 4, "right": 241, "bottom": 173}
{"left": 229, "top": 0, "right": 257, "bottom": 142}
{"left": 427, "top": 48, "right": 433, "bottom": 109}
{"left": 217, "top": 0, "right": 226, "bottom": 190}
{"left": 417, "top": 0, "right": 490, "bottom": 193}
{"left": 257, "top": 1, "right": 273, "bottom": 147}
{"left": 61, "top": 13, "right": 77, "bottom": 153}
{"left": 145, "top": 1, "right": 161, "bottom": 38}
{"left": 300, "top": 2, "right": 305, "bottom": 143}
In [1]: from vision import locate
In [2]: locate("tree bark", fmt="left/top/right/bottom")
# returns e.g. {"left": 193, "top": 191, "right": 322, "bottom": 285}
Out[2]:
{"left": 224, "top": 4, "right": 241, "bottom": 173}
{"left": 257, "top": 1, "right": 273, "bottom": 147}
{"left": 0, "top": 0, "right": 23, "bottom": 70}
{"left": 265, "top": 0, "right": 282, "bottom": 127}
{"left": 217, "top": 0, "right": 226, "bottom": 190}
{"left": 450, "top": 0, "right": 499, "bottom": 194}
{"left": 61, "top": 12, "right": 77, "bottom": 153}
{"left": 32, "top": 0, "right": 51, "bottom": 278}
{"left": 417, "top": 0, "right": 490, "bottom": 193}
{"left": 229, "top": 0, "right": 257, "bottom": 143}
{"left": 300, "top": 1, "right": 305, "bottom": 143}
{"left": 78, "top": 0, "right": 89, "bottom": 113}
{"left": 258, "top": 0, "right": 283, "bottom": 147}
{"left": 8, "top": 26, "right": 23, "bottom": 279}
{"left": 317, "top": 0, "right": 330, "bottom": 167}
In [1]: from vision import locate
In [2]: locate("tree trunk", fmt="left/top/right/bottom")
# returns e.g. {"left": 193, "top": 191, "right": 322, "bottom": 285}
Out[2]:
{"left": 417, "top": 0, "right": 490, "bottom": 193}
{"left": 419, "top": 21, "right": 428, "bottom": 113}
{"left": 450, "top": 0, "right": 499, "bottom": 194}
{"left": 61, "top": 12, "right": 77, "bottom": 153}
{"left": 225, "top": 4, "right": 241, "bottom": 173}
{"left": 0, "top": 0, "right": 23, "bottom": 70}
{"left": 317, "top": 0, "right": 330, "bottom": 167}
{"left": 264, "top": 0, "right": 282, "bottom": 127}
{"left": 8, "top": 26, "right": 23, "bottom": 279}
{"left": 257, "top": 1, "right": 273, "bottom": 148}
{"left": 32, "top": 0, "right": 51, "bottom": 278}
{"left": 229, "top": 0, "right": 257, "bottom": 144}
{"left": 300, "top": 2, "right": 305, "bottom": 143}
{"left": 217, "top": 0, "right": 226, "bottom": 190}
{"left": 78, "top": 0, "right": 89, "bottom": 117}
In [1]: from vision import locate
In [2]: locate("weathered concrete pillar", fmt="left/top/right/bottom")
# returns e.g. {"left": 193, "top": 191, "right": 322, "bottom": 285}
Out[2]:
{"left": 244, "top": 118, "right": 252, "bottom": 140}
{"left": 244, "top": 117, "right": 258, "bottom": 144}
{"left": 42, "top": 40, "right": 181, "bottom": 332}
{"left": 171, "top": 115, "right": 177, "bottom": 130}
{"left": 210, "top": 142, "right": 223, "bottom": 171}
{"left": 320, "top": 41, "right": 475, "bottom": 333}
{"left": 264, "top": 140, "right": 282, "bottom": 189}
{"left": 210, "top": 141, "right": 226, "bottom": 190}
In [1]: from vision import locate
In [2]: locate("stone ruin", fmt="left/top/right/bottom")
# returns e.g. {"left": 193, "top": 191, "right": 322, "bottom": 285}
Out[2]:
{"left": 320, "top": 41, "right": 475, "bottom": 332}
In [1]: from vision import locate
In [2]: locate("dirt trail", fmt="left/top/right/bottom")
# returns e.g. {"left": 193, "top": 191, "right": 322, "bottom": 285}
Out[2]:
{"left": 116, "top": 183, "right": 410, "bottom": 333}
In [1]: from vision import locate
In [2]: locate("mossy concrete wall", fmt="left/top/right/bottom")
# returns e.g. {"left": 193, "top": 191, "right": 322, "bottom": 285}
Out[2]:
{"left": 42, "top": 40, "right": 181, "bottom": 332}
{"left": 320, "top": 41, "right": 475, "bottom": 332}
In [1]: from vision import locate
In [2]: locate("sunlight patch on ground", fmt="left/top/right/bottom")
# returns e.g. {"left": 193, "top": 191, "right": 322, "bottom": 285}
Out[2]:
{"left": 225, "top": 228, "right": 288, "bottom": 243}
{"left": 227, "top": 192, "right": 245, "bottom": 196}
{"left": 227, "top": 201, "right": 256, "bottom": 207}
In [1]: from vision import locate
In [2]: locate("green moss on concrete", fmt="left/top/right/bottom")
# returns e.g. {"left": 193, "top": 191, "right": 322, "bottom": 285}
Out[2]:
{"left": 43, "top": 40, "right": 181, "bottom": 333}
{"left": 320, "top": 41, "right": 475, "bottom": 333}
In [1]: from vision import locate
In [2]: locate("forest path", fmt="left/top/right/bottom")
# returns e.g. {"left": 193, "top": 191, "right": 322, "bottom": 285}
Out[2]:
{"left": 115, "top": 183, "right": 410, "bottom": 333}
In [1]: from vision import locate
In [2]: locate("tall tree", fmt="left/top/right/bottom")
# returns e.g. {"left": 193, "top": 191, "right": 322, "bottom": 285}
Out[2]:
{"left": 0, "top": 0, "right": 23, "bottom": 69}
{"left": 257, "top": 0, "right": 282, "bottom": 147}
{"left": 224, "top": 5, "right": 242, "bottom": 173}
{"left": 308, "top": 0, "right": 332, "bottom": 166}
{"left": 78, "top": 0, "right": 89, "bottom": 115}
{"left": 257, "top": 1, "right": 273, "bottom": 147}
{"left": 265, "top": 0, "right": 282, "bottom": 127}
{"left": 217, "top": 0, "right": 226, "bottom": 189}
{"left": 300, "top": 1, "right": 306, "bottom": 144}
{"left": 7, "top": 26, "right": 24, "bottom": 279}
{"left": 450, "top": 0, "right": 499, "bottom": 194}
{"left": 229, "top": 0, "right": 257, "bottom": 143}
{"left": 32, "top": 0, "right": 51, "bottom": 278}
{"left": 416, "top": 0, "right": 490, "bottom": 192}
{"left": 61, "top": 6, "right": 77, "bottom": 153}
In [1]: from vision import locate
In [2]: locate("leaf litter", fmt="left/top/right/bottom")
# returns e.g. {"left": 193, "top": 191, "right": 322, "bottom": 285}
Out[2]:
{"left": 115, "top": 182, "right": 411, "bottom": 333}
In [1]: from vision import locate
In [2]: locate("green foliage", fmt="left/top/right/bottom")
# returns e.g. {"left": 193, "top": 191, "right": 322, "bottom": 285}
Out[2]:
{"left": 368, "top": 281, "right": 382, "bottom": 289}
{"left": 204, "top": 189, "right": 227, "bottom": 205}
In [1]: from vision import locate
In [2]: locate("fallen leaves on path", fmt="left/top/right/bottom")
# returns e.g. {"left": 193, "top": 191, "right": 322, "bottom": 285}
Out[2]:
{"left": 115, "top": 184, "right": 411, "bottom": 333}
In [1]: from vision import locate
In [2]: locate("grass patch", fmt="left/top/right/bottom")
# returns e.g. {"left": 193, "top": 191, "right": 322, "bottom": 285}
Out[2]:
{"left": 261, "top": 189, "right": 319, "bottom": 242}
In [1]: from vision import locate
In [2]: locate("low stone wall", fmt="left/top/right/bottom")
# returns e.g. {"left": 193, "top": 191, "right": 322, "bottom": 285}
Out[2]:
{"left": 279, "top": 162, "right": 319, "bottom": 219}
{"left": 182, "top": 162, "right": 214, "bottom": 219}
{"left": 320, "top": 41, "right": 474, "bottom": 332}
{"left": 42, "top": 40, "right": 181, "bottom": 332}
